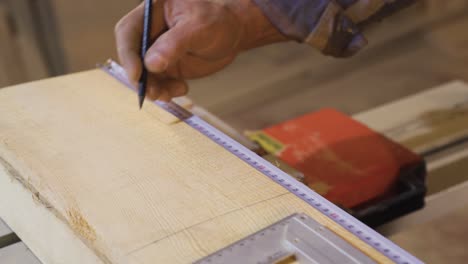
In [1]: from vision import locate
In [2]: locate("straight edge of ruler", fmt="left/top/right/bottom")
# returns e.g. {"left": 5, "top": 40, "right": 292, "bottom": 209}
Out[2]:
{"left": 195, "top": 213, "right": 376, "bottom": 264}
{"left": 193, "top": 213, "right": 300, "bottom": 264}
{"left": 99, "top": 61, "right": 423, "bottom": 264}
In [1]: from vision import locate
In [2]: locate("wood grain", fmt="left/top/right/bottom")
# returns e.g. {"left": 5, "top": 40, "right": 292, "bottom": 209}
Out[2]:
{"left": 0, "top": 156, "right": 103, "bottom": 264}
{"left": 0, "top": 70, "right": 389, "bottom": 263}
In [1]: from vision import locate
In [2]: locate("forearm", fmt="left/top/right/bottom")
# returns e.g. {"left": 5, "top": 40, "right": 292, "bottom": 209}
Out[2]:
{"left": 224, "top": 0, "right": 289, "bottom": 50}
{"left": 251, "top": 0, "right": 417, "bottom": 57}
{"left": 239, "top": 3, "right": 289, "bottom": 50}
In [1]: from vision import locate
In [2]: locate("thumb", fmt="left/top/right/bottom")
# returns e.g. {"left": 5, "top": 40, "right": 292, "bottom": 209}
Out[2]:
{"left": 144, "top": 23, "right": 194, "bottom": 73}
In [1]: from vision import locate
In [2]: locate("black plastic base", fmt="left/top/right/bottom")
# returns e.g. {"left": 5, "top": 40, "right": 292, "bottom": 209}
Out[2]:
{"left": 350, "top": 161, "right": 427, "bottom": 228}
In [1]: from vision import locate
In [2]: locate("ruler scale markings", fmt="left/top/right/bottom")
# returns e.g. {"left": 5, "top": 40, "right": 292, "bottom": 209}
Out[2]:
{"left": 100, "top": 60, "right": 422, "bottom": 264}
{"left": 194, "top": 213, "right": 376, "bottom": 264}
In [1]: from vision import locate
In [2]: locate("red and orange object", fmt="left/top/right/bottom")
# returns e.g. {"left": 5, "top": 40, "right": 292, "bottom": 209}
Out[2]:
{"left": 248, "top": 109, "right": 424, "bottom": 209}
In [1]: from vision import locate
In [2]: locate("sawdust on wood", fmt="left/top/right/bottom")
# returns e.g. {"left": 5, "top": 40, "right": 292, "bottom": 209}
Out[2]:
{"left": 67, "top": 209, "right": 97, "bottom": 242}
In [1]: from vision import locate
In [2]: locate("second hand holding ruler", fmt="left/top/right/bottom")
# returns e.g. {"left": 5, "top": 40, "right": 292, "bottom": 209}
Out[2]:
{"left": 100, "top": 60, "right": 423, "bottom": 264}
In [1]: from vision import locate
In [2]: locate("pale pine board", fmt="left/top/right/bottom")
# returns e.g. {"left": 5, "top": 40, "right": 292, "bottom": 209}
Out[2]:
{"left": 0, "top": 70, "right": 388, "bottom": 263}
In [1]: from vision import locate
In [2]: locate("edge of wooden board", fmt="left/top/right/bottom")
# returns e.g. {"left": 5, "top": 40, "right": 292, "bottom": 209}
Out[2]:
{"left": 0, "top": 157, "right": 104, "bottom": 264}
{"left": 353, "top": 80, "right": 468, "bottom": 137}
{"left": 0, "top": 219, "right": 12, "bottom": 238}
{"left": 0, "top": 131, "right": 393, "bottom": 264}
{"left": 0, "top": 70, "right": 393, "bottom": 264}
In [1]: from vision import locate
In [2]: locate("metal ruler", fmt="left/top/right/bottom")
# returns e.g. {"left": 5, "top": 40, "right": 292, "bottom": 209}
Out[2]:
{"left": 194, "top": 213, "right": 376, "bottom": 264}
{"left": 100, "top": 60, "right": 423, "bottom": 264}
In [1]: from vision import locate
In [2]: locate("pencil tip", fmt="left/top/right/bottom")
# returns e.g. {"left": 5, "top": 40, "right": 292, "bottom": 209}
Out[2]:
{"left": 138, "top": 96, "right": 144, "bottom": 110}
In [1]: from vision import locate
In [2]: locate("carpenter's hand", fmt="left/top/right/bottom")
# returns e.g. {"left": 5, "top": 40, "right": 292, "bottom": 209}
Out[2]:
{"left": 115, "top": 0, "right": 286, "bottom": 101}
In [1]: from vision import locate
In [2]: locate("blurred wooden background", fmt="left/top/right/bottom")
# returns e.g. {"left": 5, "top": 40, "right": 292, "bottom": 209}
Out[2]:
{"left": 0, "top": 0, "right": 138, "bottom": 87}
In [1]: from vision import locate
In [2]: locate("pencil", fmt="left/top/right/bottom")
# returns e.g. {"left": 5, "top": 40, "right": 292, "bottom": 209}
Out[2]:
{"left": 138, "top": 0, "right": 153, "bottom": 109}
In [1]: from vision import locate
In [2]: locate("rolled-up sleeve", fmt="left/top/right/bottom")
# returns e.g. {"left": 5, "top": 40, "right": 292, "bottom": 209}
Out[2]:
{"left": 252, "top": 0, "right": 416, "bottom": 57}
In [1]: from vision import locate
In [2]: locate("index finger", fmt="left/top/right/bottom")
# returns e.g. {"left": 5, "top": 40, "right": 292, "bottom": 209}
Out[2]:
{"left": 115, "top": 1, "right": 166, "bottom": 83}
{"left": 115, "top": 4, "right": 145, "bottom": 83}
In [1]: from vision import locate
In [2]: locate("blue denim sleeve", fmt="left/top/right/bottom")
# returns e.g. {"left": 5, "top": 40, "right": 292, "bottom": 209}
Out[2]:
{"left": 252, "top": 0, "right": 416, "bottom": 57}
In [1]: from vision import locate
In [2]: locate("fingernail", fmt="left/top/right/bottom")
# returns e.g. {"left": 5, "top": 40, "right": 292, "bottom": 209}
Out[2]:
{"left": 146, "top": 53, "right": 168, "bottom": 73}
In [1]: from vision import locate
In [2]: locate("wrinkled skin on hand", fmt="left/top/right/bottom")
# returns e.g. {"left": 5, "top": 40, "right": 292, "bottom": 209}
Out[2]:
{"left": 115, "top": 0, "right": 285, "bottom": 101}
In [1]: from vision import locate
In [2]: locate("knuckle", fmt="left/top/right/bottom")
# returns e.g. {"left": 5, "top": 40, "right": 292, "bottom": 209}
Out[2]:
{"left": 114, "top": 17, "right": 129, "bottom": 35}
{"left": 114, "top": 22, "right": 124, "bottom": 35}
{"left": 147, "top": 86, "right": 160, "bottom": 100}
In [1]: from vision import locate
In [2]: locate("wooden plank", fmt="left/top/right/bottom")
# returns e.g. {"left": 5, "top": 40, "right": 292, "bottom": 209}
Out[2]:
{"left": 0, "top": 70, "right": 389, "bottom": 263}
{"left": 389, "top": 204, "right": 468, "bottom": 264}
{"left": 425, "top": 143, "right": 468, "bottom": 194}
{"left": 379, "top": 179, "right": 468, "bottom": 236}
{"left": 354, "top": 81, "right": 468, "bottom": 154}
{"left": 0, "top": 242, "right": 42, "bottom": 264}
{"left": 0, "top": 160, "right": 103, "bottom": 264}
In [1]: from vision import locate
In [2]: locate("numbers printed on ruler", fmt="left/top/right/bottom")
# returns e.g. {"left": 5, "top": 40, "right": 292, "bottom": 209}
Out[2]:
{"left": 101, "top": 60, "right": 423, "bottom": 264}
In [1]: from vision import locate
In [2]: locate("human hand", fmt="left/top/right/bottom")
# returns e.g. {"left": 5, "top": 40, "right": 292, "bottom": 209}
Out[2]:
{"left": 115, "top": 0, "right": 287, "bottom": 101}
